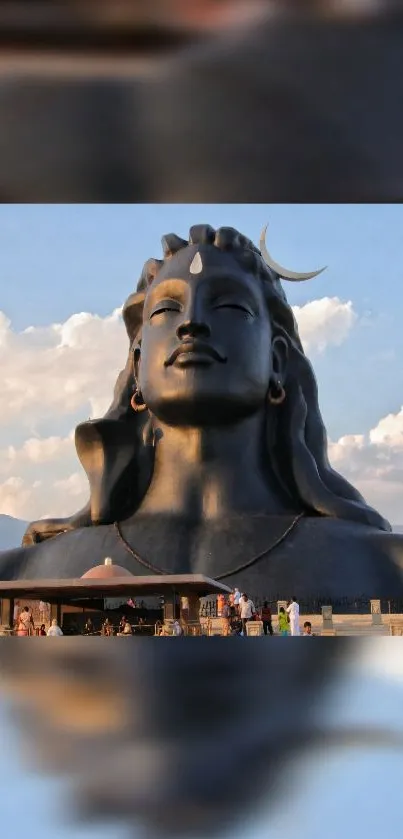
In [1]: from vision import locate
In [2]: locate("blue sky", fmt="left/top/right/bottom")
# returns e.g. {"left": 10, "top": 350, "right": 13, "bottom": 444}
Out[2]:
{"left": 0, "top": 204, "right": 402, "bottom": 524}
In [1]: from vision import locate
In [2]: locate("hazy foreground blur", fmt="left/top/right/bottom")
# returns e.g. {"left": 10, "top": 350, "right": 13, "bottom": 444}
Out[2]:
{"left": 1, "top": 639, "right": 403, "bottom": 839}
{"left": 0, "top": 0, "right": 403, "bottom": 200}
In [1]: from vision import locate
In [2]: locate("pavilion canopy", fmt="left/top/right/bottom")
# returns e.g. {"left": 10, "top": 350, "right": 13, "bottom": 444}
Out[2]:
{"left": 0, "top": 574, "right": 231, "bottom": 601}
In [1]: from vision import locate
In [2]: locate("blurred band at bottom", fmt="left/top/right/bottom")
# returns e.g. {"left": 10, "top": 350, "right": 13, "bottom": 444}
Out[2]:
{"left": 0, "top": 639, "right": 403, "bottom": 839}
{"left": 0, "top": 1, "right": 402, "bottom": 200}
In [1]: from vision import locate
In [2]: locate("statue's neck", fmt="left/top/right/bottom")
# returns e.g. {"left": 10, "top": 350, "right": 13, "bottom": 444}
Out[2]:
{"left": 137, "top": 412, "right": 297, "bottom": 520}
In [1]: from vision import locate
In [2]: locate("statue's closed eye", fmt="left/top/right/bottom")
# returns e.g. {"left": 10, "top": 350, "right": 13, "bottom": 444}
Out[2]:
{"left": 150, "top": 300, "right": 182, "bottom": 319}
{"left": 213, "top": 302, "right": 254, "bottom": 317}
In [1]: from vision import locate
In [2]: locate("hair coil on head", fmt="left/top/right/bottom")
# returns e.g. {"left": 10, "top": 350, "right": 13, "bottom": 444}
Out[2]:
{"left": 161, "top": 233, "right": 188, "bottom": 258}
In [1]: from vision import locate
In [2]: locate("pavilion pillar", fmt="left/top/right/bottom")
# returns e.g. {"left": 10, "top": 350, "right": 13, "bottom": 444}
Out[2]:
{"left": 180, "top": 594, "right": 200, "bottom": 623}
{"left": 0, "top": 598, "right": 13, "bottom": 629}
{"left": 164, "top": 589, "right": 178, "bottom": 622}
{"left": 370, "top": 599, "right": 383, "bottom": 625}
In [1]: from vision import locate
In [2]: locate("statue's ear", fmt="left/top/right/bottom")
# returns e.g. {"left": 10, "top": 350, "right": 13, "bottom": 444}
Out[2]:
{"left": 122, "top": 291, "right": 145, "bottom": 343}
{"left": 133, "top": 345, "right": 141, "bottom": 382}
{"left": 271, "top": 335, "right": 288, "bottom": 384}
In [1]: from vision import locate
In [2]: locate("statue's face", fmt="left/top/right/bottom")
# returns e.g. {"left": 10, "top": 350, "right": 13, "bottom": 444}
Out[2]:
{"left": 138, "top": 245, "right": 276, "bottom": 425}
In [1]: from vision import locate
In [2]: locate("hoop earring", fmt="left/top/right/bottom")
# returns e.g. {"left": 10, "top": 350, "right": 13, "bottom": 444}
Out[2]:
{"left": 131, "top": 389, "right": 147, "bottom": 413}
{"left": 268, "top": 381, "right": 286, "bottom": 405}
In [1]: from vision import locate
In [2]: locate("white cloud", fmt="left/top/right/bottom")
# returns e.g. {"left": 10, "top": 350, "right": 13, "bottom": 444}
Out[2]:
{"left": 54, "top": 472, "right": 88, "bottom": 498}
{"left": 369, "top": 407, "right": 403, "bottom": 448}
{"left": 0, "top": 477, "right": 33, "bottom": 520}
{"left": 0, "top": 307, "right": 127, "bottom": 431}
{"left": 0, "top": 434, "right": 88, "bottom": 520}
{"left": 0, "top": 433, "right": 75, "bottom": 474}
{"left": 0, "top": 472, "right": 89, "bottom": 522}
{"left": 292, "top": 297, "right": 357, "bottom": 354}
{"left": 328, "top": 407, "right": 403, "bottom": 525}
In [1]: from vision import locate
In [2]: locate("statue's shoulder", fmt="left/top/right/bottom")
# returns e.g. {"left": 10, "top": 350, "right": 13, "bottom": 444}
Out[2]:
{"left": 0, "top": 523, "right": 119, "bottom": 581}
{"left": 298, "top": 516, "right": 403, "bottom": 575}
{"left": 302, "top": 516, "right": 403, "bottom": 556}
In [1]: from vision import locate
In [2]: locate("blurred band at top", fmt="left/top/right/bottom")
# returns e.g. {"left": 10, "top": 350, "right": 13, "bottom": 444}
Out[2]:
{"left": 0, "top": 0, "right": 402, "bottom": 201}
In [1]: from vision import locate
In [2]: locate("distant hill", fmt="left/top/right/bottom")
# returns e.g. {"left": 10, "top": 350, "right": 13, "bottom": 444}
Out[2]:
{"left": 0, "top": 515, "right": 28, "bottom": 550}
{"left": 394, "top": 526, "right": 403, "bottom": 534}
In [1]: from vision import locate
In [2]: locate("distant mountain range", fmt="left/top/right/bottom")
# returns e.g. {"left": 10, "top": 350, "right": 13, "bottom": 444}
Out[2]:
{"left": 0, "top": 515, "right": 402, "bottom": 553}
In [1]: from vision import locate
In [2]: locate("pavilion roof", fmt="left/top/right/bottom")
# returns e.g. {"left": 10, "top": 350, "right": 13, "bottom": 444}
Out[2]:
{"left": 0, "top": 574, "right": 231, "bottom": 601}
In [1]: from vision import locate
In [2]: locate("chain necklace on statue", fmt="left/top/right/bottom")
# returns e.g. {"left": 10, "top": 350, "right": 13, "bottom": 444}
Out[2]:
{"left": 114, "top": 512, "right": 304, "bottom": 580}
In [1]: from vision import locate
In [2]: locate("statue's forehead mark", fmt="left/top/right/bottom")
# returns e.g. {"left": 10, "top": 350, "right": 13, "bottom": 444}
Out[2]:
{"left": 189, "top": 252, "right": 203, "bottom": 275}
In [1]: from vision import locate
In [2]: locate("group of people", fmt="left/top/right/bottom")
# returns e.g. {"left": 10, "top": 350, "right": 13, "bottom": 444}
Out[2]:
{"left": 83, "top": 615, "right": 151, "bottom": 636}
{"left": 278, "top": 602, "right": 314, "bottom": 637}
{"left": 14, "top": 604, "right": 63, "bottom": 637}
{"left": 11, "top": 595, "right": 315, "bottom": 638}
{"left": 216, "top": 592, "right": 315, "bottom": 637}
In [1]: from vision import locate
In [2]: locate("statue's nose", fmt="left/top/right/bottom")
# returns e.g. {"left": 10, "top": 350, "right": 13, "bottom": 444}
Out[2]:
{"left": 176, "top": 319, "right": 211, "bottom": 341}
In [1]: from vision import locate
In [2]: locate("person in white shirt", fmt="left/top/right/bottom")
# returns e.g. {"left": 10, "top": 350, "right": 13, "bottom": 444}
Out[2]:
{"left": 46, "top": 619, "right": 63, "bottom": 637}
{"left": 173, "top": 620, "right": 183, "bottom": 636}
{"left": 233, "top": 588, "right": 241, "bottom": 614}
{"left": 240, "top": 594, "right": 255, "bottom": 635}
{"left": 286, "top": 597, "right": 300, "bottom": 636}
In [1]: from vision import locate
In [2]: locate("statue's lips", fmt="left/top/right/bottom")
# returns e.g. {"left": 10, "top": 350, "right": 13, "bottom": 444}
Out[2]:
{"left": 165, "top": 341, "right": 227, "bottom": 367}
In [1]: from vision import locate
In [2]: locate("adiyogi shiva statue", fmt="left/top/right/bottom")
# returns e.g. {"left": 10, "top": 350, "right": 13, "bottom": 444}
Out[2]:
{"left": 1, "top": 223, "right": 402, "bottom": 598}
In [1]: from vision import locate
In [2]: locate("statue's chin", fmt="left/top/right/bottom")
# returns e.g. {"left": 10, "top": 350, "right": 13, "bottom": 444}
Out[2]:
{"left": 148, "top": 396, "right": 261, "bottom": 427}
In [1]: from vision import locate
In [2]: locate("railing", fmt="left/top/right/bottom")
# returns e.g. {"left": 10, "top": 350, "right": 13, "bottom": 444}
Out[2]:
{"left": 200, "top": 598, "right": 403, "bottom": 618}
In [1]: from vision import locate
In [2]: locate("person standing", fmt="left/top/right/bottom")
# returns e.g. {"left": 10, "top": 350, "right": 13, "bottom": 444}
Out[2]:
{"left": 260, "top": 601, "right": 273, "bottom": 636}
{"left": 278, "top": 607, "right": 289, "bottom": 636}
{"left": 180, "top": 596, "right": 190, "bottom": 623}
{"left": 286, "top": 597, "right": 301, "bottom": 637}
{"left": 240, "top": 593, "right": 255, "bottom": 636}
{"left": 16, "top": 606, "right": 34, "bottom": 637}
{"left": 217, "top": 593, "right": 225, "bottom": 617}
{"left": 222, "top": 598, "right": 231, "bottom": 636}
{"left": 233, "top": 588, "right": 241, "bottom": 615}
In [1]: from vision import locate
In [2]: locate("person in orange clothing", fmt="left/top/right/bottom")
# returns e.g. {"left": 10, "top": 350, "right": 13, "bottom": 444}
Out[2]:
{"left": 217, "top": 593, "right": 225, "bottom": 617}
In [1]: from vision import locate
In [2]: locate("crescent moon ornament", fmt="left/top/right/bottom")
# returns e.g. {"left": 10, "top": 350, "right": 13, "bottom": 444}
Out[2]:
{"left": 259, "top": 225, "right": 327, "bottom": 282}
